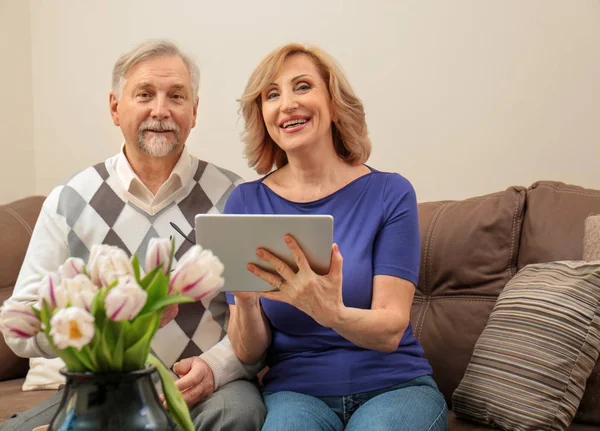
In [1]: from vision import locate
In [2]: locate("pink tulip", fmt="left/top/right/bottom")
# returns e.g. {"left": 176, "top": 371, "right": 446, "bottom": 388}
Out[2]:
{"left": 38, "top": 273, "right": 68, "bottom": 311}
{"left": 169, "top": 246, "right": 224, "bottom": 302}
{"left": 104, "top": 275, "right": 148, "bottom": 321}
{"left": 0, "top": 301, "right": 41, "bottom": 339}
{"left": 61, "top": 274, "right": 98, "bottom": 312}
{"left": 58, "top": 257, "right": 85, "bottom": 279}
{"left": 145, "top": 238, "right": 171, "bottom": 275}
{"left": 87, "top": 245, "right": 134, "bottom": 287}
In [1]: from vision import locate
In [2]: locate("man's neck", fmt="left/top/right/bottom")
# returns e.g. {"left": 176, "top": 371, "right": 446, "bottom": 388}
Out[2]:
{"left": 124, "top": 145, "right": 184, "bottom": 195}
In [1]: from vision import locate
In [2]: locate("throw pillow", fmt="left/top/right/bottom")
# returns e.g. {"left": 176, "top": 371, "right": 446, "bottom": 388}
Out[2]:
{"left": 452, "top": 261, "right": 600, "bottom": 431}
{"left": 22, "top": 357, "right": 65, "bottom": 391}
{"left": 576, "top": 213, "right": 600, "bottom": 424}
{"left": 584, "top": 214, "right": 600, "bottom": 261}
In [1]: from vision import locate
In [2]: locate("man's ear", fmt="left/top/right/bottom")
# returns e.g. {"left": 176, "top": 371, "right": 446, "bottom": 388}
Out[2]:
{"left": 191, "top": 99, "right": 199, "bottom": 128}
{"left": 109, "top": 92, "right": 120, "bottom": 126}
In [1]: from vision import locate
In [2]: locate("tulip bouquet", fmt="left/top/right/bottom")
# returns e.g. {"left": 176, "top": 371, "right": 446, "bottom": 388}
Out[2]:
{"left": 0, "top": 238, "right": 225, "bottom": 431}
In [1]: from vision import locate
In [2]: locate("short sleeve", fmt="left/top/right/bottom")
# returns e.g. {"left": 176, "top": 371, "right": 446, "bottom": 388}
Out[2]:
{"left": 223, "top": 185, "right": 245, "bottom": 215}
{"left": 372, "top": 174, "right": 420, "bottom": 286}
{"left": 223, "top": 185, "right": 245, "bottom": 304}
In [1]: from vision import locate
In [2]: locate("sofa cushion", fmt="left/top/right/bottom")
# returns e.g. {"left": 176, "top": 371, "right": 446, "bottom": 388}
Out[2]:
{"left": 413, "top": 187, "right": 526, "bottom": 407}
{"left": 448, "top": 410, "right": 600, "bottom": 431}
{"left": 518, "top": 181, "right": 600, "bottom": 270}
{"left": 577, "top": 214, "right": 600, "bottom": 424}
{"left": 0, "top": 196, "right": 46, "bottom": 382}
{"left": 452, "top": 261, "right": 600, "bottom": 431}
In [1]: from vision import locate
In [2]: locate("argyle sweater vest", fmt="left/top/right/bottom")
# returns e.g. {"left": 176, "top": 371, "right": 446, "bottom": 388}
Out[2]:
{"left": 53, "top": 155, "right": 242, "bottom": 368}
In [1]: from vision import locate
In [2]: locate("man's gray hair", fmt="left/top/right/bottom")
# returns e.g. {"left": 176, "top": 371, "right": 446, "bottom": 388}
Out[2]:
{"left": 112, "top": 40, "right": 200, "bottom": 102}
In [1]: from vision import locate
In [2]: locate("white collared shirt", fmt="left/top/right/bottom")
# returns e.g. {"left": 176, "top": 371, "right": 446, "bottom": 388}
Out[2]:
{"left": 113, "top": 145, "right": 194, "bottom": 215}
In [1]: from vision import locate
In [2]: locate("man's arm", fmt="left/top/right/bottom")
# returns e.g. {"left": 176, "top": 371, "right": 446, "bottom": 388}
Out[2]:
{"left": 199, "top": 335, "right": 265, "bottom": 391}
{"left": 4, "top": 189, "right": 69, "bottom": 358}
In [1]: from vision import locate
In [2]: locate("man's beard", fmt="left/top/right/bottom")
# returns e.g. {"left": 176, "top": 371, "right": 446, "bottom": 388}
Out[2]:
{"left": 137, "top": 119, "right": 181, "bottom": 157}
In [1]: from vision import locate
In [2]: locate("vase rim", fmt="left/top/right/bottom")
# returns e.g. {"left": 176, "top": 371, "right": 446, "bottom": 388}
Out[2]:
{"left": 59, "top": 365, "right": 157, "bottom": 379}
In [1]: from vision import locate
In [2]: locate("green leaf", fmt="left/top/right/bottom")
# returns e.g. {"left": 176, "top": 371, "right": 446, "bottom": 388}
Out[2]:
{"left": 168, "top": 236, "right": 176, "bottom": 273}
{"left": 91, "top": 327, "right": 109, "bottom": 371}
{"left": 147, "top": 354, "right": 194, "bottom": 431}
{"left": 108, "top": 321, "right": 125, "bottom": 370}
{"left": 139, "top": 267, "right": 161, "bottom": 290}
{"left": 56, "top": 348, "right": 86, "bottom": 372}
{"left": 143, "top": 294, "right": 193, "bottom": 314}
{"left": 40, "top": 301, "right": 52, "bottom": 333}
{"left": 139, "top": 271, "right": 169, "bottom": 315}
{"left": 66, "top": 346, "right": 94, "bottom": 371}
{"left": 124, "top": 313, "right": 154, "bottom": 348}
{"left": 131, "top": 254, "right": 141, "bottom": 282}
{"left": 123, "top": 313, "right": 159, "bottom": 370}
{"left": 101, "top": 319, "right": 115, "bottom": 367}
{"left": 78, "top": 345, "right": 98, "bottom": 371}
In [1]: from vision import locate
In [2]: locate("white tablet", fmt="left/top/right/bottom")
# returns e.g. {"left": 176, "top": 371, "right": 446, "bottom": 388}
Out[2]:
{"left": 195, "top": 214, "right": 334, "bottom": 292}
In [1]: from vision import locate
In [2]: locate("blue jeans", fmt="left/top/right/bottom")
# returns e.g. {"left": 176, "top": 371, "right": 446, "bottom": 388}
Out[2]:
{"left": 261, "top": 375, "right": 447, "bottom": 431}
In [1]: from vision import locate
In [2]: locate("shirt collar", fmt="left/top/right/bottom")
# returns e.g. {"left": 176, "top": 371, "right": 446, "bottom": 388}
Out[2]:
{"left": 114, "top": 143, "right": 193, "bottom": 191}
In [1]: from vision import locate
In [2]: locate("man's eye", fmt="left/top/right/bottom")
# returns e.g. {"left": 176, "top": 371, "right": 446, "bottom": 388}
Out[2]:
{"left": 137, "top": 92, "right": 150, "bottom": 98}
{"left": 172, "top": 94, "right": 183, "bottom": 100}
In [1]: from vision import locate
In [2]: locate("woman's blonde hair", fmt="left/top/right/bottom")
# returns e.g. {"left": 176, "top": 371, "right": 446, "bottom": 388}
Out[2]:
{"left": 239, "top": 43, "right": 371, "bottom": 174}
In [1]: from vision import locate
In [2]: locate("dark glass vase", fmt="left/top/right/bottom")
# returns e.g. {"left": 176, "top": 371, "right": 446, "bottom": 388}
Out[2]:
{"left": 48, "top": 367, "right": 175, "bottom": 431}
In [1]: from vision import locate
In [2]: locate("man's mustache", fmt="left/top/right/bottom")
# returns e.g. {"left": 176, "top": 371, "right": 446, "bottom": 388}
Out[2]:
{"left": 139, "top": 120, "right": 180, "bottom": 133}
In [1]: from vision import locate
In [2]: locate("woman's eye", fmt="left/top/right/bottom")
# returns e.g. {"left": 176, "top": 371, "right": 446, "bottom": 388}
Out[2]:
{"left": 266, "top": 91, "right": 279, "bottom": 100}
{"left": 296, "top": 83, "right": 311, "bottom": 92}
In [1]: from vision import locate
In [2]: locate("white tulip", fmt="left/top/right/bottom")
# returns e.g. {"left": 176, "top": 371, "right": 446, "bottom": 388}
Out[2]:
{"left": 0, "top": 301, "right": 41, "bottom": 339}
{"left": 49, "top": 307, "right": 95, "bottom": 350}
{"left": 38, "top": 273, "right": 68, "bottom": 311}
{"left": 87, "top": 244, "right": 134, "bottom": 287}
{"left": 104, "top": 275, "right": 148, "bottom": 321}
{"left": 169, "top": 245, "right": 224, "bottom": 302}
{"left": 145, "top": 238, "right": 172, "bottom": 275}
{"left": 58, "top": 257, "right": 85, "bottom": 279}
{"left": 62, "top": 274, "right": 98, "bottom": 312}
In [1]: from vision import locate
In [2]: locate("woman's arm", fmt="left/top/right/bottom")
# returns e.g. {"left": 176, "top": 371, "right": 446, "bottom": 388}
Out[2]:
{"left": 227, "top": 293, "right": 272, "bottom": 365}
{"left": 254, "top": 241, "right": 414, "bottom": 353}
{"left": 325, "top": 275, "right": 414, "bottom": 352}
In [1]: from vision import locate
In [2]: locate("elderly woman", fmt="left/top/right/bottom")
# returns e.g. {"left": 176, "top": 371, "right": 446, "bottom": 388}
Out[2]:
{"left": 225, "top": 43, "right": 447, "bottom": 431}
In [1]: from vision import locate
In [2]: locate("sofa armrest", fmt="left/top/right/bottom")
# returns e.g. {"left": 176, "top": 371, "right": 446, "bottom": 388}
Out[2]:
{"left": 0, "top": 196, "right": 46, "bottom": 382}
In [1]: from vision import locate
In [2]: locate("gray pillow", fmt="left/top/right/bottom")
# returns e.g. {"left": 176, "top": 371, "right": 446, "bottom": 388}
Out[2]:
{"left": 452, "top": 261, "right": 600, "bottom": 431}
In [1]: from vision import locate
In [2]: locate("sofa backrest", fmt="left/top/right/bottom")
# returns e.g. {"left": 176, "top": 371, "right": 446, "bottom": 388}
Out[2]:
{"left": 0, "top": 196, "right": 45, "bottom": 382}
{"left": 519, "top": 181, "right": 600, "bottom": 268}
{"left": 413, "top": 187, "right": 526, "bottom": 408}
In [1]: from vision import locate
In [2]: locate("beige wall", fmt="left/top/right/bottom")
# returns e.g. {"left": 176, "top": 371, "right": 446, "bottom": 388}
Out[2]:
{"left": 23, "top": 1, "right": 600, "bottom": 201}
{"left": 0, "top": 0, "right": 34, "bottom": 204}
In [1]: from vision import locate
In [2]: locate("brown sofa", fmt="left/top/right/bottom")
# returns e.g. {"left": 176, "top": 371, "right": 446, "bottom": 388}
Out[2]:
{"left": 1, "top": 181, "right": 600, "bottom": 429}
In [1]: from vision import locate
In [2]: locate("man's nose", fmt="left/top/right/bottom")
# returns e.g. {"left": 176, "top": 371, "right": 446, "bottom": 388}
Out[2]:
{"left": 150, "top": 95, "right": 170, "bottom": 119}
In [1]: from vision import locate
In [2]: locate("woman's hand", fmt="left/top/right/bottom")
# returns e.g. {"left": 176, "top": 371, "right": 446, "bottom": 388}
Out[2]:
{"left": 247, "top": 235, "right": 345, "bottom": 328}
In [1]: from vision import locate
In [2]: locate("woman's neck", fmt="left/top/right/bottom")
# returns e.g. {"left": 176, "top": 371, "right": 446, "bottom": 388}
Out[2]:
{"left": 266, "top": 145, "right": 370, "bottom": 202}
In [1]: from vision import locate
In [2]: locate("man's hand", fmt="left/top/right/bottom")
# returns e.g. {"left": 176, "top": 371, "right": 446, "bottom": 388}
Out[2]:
{"left": 171, "top": 356, "right": 215, "bottom": 408}
{"left": 159, "top": 304, "right": 179, "bottom": 328}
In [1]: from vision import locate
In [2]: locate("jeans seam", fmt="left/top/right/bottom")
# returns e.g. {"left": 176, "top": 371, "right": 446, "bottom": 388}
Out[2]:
{"left": 425, "top": 404, "right": 446, "bottom": 431}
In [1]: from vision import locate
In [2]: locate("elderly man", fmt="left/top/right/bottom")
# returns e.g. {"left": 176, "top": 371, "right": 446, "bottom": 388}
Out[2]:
{"left": 0, "top": 40, "right": 265, "bottom": 431}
